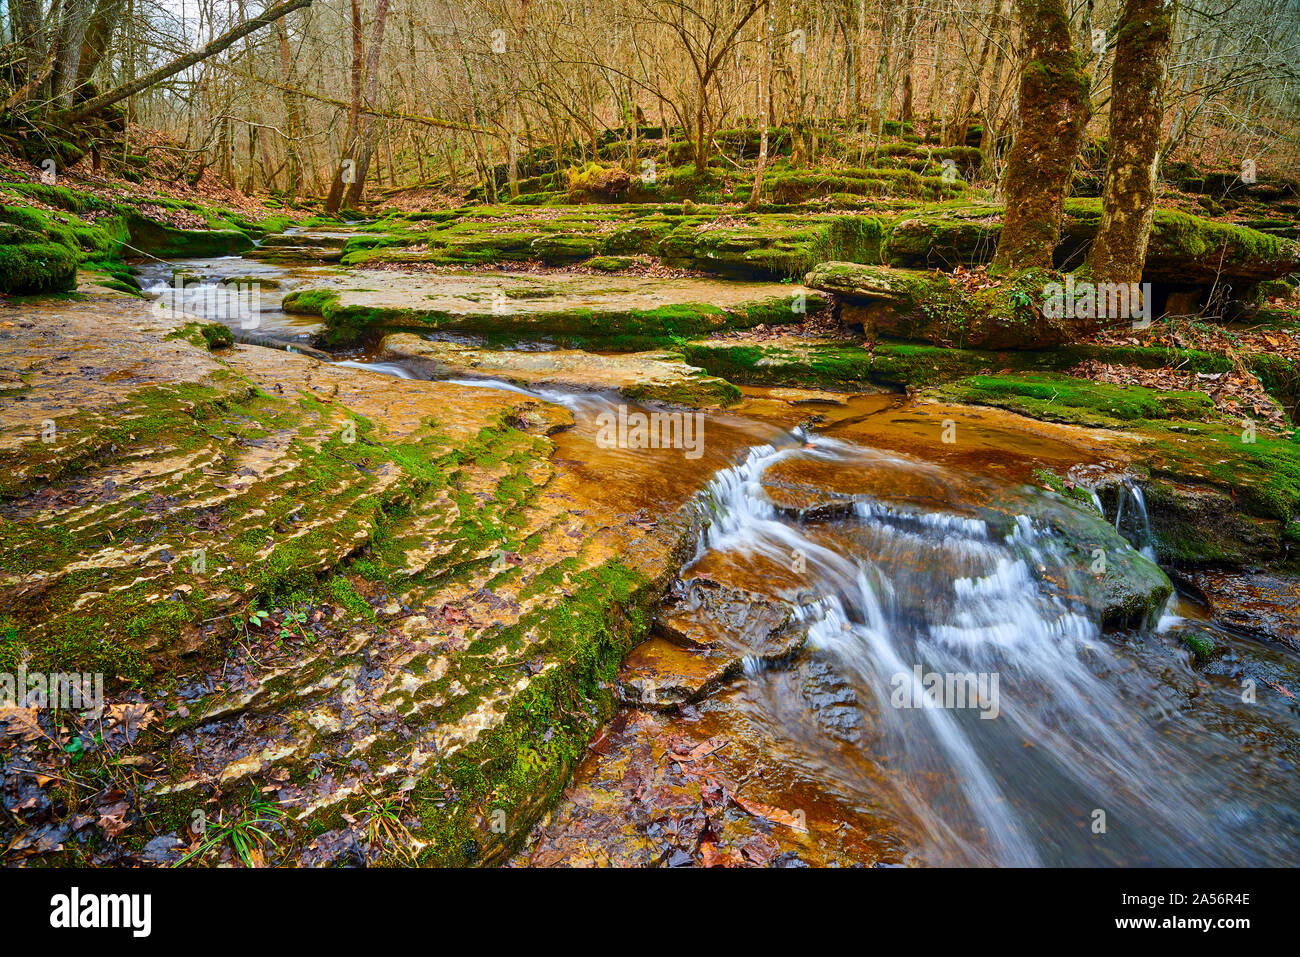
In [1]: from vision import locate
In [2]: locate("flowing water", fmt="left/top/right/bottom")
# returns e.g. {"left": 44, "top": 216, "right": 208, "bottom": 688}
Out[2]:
{"left": 392, "top": 366, "right": 1300, "bottom": 866}
{"left": 153, "top": 253, "right": 1300, "bottom": 867}
{"left": 682, "top": 433, "right": 1299, "bottom": 865}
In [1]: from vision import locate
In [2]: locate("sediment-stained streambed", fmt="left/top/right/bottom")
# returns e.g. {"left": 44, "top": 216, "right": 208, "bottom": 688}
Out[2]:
{"left": 4, "top": 250, "right": 1298, "bottom": 868}
{"left": 314, "top": 321, "right": 1300, "bottom": 866}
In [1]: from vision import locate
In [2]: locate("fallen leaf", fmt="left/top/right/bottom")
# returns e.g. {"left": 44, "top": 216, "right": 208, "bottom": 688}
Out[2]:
{"left": 0, "top": 706, "right": 46, "bottom": 742}
{"left": 732, "top": 794, "right": 807, "bottom": 832}
{"left": 97, "top": 801, "right": 132, "bottom": 837}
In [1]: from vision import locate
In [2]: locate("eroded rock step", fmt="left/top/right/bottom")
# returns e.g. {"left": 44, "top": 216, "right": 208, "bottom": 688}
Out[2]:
{"left": 1182, "top": 570, "right": 1300, "bottom": 655}
{"left": 379, "top": 334, "right": 739, "bottom": 407}
{"left": 618, "top": 581, "right": 806, "bottom": 710}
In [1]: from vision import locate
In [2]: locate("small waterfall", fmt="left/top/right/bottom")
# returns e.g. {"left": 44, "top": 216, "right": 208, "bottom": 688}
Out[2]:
{"left": 1114, "top": 478, "right": 1157, "bottom": 561}
{"left": 334, "top": 359, "right": 416, "bottom": 379}
{"left": 685, "top": 433, "right": 1248, "bottom": 866}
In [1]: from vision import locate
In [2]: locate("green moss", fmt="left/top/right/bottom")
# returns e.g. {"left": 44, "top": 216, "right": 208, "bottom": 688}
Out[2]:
{"left": 166, "top": 321, "right": 234, "bottom": 350}
{"left": 1178, "top": 629, "right": 1216, "bottom": 665}
{"left": 2, "top": 181, "right": 108, "bottom": 214}
{"left": 410, "top": 558, "right": 653, "bottom": 865}
{"left": 281, "top": 288, "right": 340, "bottom": 316}
{"left": 585, "top": 255, "right": 637, "bottom": 272}
{"left": 0, "top": 202, "right": 132, "bottom": 294}
{"left": 764, "top": 165, "right": 965, "bottom": 204}
{"left": 0, "top": 240, "right": 79, "bottom": 294}
{"left": 932, "top": 373, "right": 1218, "bottom": 428}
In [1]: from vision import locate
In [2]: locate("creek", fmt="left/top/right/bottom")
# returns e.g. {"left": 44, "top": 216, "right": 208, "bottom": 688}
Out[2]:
{"left": 143, "top": 251, "right": 1300, "bottom": 866}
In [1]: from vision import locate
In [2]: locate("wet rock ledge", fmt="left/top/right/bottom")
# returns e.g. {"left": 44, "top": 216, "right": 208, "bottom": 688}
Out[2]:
{"left": 0, "top": 291, "right": 706, "bottom": 866}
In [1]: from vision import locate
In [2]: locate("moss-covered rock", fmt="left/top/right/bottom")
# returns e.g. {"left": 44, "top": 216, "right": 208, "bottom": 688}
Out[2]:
{"left": 807, "top": 261, "right": 1068, "bottom": 348}
{"left": 125, "top": 212, "right": 254, "bottom": 258}
{"left": 0, "top": 239, "right": 79, "bottom": 294}
{"left": 284, "top": 272, "right": 821, "bottom": 348}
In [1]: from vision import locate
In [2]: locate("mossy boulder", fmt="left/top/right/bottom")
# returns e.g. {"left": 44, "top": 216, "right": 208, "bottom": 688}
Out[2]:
{"left": 0, "top": 239, "right": 79, "bottom": 294}
{"left": 566, "top": 162, "right": 635, "bottom": 202}
{"left": 125, "top": 212, "right": 254, "bottom": 258}
{"left": 1027, "top": 490, "right": 1173, "bottom": 629}
{"left": 807, "top": 262, "right": 1068, "bottom": 349}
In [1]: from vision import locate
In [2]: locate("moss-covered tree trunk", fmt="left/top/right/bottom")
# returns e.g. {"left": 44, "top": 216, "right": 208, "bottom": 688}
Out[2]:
{"left": 1086, "top": 0, "right": 1178, "bottom": 285}
{"left": 692, "top": 90, "right": 713, "bottom": 174}
{"left": 993, "top": 0, "right": 1090, "bottom": 270}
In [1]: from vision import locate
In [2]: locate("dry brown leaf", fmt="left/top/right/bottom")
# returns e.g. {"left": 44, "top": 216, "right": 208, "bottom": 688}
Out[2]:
{"left": 0, "top": 706, "right": 46, "bottom": 742}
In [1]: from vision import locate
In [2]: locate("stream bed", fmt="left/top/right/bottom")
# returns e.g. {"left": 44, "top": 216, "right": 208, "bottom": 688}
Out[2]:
{"left": 143, "top": 253, "right": 1300, "bottom": 867}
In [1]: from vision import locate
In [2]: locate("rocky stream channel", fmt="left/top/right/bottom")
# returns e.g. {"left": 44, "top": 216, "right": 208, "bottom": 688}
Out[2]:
{"left": 2, "top": 228, "right": 1298, "bottom": 868}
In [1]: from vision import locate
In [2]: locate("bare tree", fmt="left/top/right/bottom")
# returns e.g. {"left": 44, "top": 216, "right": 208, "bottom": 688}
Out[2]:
{"left": 993, "top": 0, "right": 1091, "bottom": 271}
{"left": 1087, "top": 0, "right": 1179, "bottom": 286}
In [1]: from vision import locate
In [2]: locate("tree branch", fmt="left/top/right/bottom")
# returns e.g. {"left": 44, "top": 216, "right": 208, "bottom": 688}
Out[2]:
{"left": 62, "top": 0, "right": 313, "bottom": 122}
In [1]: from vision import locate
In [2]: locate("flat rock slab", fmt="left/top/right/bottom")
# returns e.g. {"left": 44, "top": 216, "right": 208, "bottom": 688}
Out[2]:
{"left": 764, "top": 387, "right": 855, "bottom": 405}
{"left": 1187, "top": 570, "right": 1300, "bottom": 654}
{"left": 0, "top": 286, "right": 721, "bottom": 866}
{"left": 317, "top": 270, "right": 811, "bottom": 315}
{"left": 288, "top": 269, "right": 816, "bottom": 342}
{"left": 379, "top": 335, "right": 739, "bottom": 407}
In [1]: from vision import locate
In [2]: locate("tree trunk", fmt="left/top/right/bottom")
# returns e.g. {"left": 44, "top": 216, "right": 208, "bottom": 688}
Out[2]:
{"left": 12, "top": 0, "right": 49, "bottom": 105}
{"left": 979, "top": 0, "right": 1013, "bottom": 180}
{"left": 897, "top": 0, "right": 918, "bottom": 124}
{"left": 694, "top": 94, "right": 709, "bottom": 174}
{"left": 1086, "top": 0, "right": 1178, "bottom": 287}
{"left": 275, "top": 19, "right": 305, "bottom": 197}
{"left": 746, "top": 0, "right": 774, "bottom": 210}
{"left": 343, "top": 0, "right": 392, "bottom": 208}
{"left": 951, "top": 0, "right": 996, "bottom": 145}
{"left": 76, "top": 0, "right": 125, "bottom": 87}
{"left": 325, "top": 0, "right": 364, "bottom": 213}
{"left": 993, "top": 0, "right": 1090, "bottom": 271}
{"left": 871, "top": 0, "right": 895, "bottom": 149}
